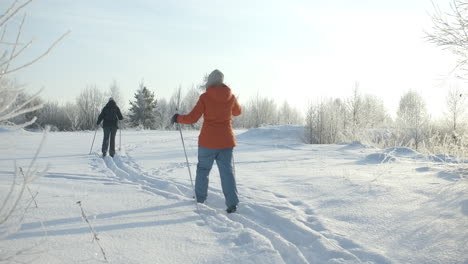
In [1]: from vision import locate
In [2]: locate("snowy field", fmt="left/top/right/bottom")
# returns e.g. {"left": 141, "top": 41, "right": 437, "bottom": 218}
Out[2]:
{"left": 0, "top": 126, "right": 467, "bottom": 264}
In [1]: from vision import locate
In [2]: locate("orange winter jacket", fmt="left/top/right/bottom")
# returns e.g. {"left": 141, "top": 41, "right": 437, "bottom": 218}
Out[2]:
{"left": 177, "top": 85, "right": 241, "bottom": 149}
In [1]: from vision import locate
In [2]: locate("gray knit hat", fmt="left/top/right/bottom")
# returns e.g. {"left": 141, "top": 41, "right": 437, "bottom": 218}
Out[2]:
{"left": 205, "top": 69, "right": 224, "bottom": 88}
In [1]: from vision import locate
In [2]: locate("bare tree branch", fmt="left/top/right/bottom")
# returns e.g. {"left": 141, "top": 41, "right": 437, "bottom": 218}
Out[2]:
{"left": 0, "top": 23, "right": 8, "bottom": 42}
{"left": 0, "top": 39, "right": 33, "bottom": 68}
{"left": 1, "top": 12, "right": 26, "bottom": 78}
{"left": 0, "top": 0, "right": 20, "bottom": 22}
{"left": 1, "top": 30, "right": 70, "bottom": 76}
{"left": 426, "top": 0, "right": 468, "bottom": 75}
{"left": 0, "top": 0, "right": 32, "bottom": 29}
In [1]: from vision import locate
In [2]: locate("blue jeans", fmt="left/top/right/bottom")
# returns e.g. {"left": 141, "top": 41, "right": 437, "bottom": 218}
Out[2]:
{"left": 196, "top": 146, "right": 239, "bottom": 208}
{"left": 102, "top": 126, "right": 117, "bottom": 156}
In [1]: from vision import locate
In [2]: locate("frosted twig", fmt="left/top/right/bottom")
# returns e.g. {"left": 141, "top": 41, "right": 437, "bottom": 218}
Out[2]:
{"left": 0, "top": 117, "right": 37, "bottom": 130}
{"left": 19, "top": 167, "right": 38, "bottom": 208}
{"left": 76, "top": 201, "right": 109, "bottom": 263}
{"left": 0, "top": 85, "right": 44, "bottom": 128}
{"left": 0, "top": 83, "right": 20, "bottom": 115}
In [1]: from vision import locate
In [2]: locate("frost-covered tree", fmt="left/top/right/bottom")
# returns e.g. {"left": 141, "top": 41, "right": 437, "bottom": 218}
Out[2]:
{"left": 446, "top": 85, "right": 467, "bottom": 133}
{"left": 278, "top": 101, "right": 303, "bottom": 125}
{"left": 157, "top": 98, "right": 170, "bottom": 129}
{"left": 244, "top": 93, "right": 277, "bottom": 128}
{"left": 0, "top": 1, "right": 69, "bottom": 262}
{"left": 36, "top": 101, "right": 65, "bottom": 131}
{"left": 181, "top": 86, "right": 202, "bottom": 129}
{"left": 128, "top": 82, "right": 159, "bottom": 129}
{"left": 396, "top": 90, "right": 429, "bottom": 150}
{"left": 163, "top": 86, "right": 182, "bottom": 129}
{"left": 334, "top": 98, "right": 349, "bottom": 131}
{"left": 64, "top": 102, "right": 80, "bottom": 131}
{"left": 305, "top": 100, "right": 325, "bottom": 144}
{"left": 361, "top": 95, "right": 389, "bottom": 129}
{"left": 305, "top": 99, "right": 344, "bottom": 144}
{"left": 107, "top": 80, "right": 124, "bottom": 109}
{"left": 340, "top": 84, "right": 391, "bottom": 143}
{"left": 199, "top": 73, "right": 209, "bottom": 91}
{"left": 426, "top": 1, "right": 468, "bottom": 153}
{"left": 439, "top": 84, "right": 468, "bottom": 154}
{"left": 347, "top": 83, "right": 364, "bottom": 140}
{"left": 36, "top": 101, "right": 78, "bottom": 131}
{"left": 304, "top": 90, "right": 391, "bottom": 145}
{"left": 76, "top": 85, "right": 104, "bottom": 130}
{"left": 181, "top": 86, "right": 200, "bottom": 113}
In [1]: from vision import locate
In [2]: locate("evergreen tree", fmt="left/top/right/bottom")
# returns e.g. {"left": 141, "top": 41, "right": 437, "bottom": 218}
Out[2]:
{"left": 128, "top": 82, "right": 159, "bottom": 129}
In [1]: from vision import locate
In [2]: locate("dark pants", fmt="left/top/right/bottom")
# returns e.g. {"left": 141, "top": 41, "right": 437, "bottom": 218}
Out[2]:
{"left": 102, "top": 126, "right": 118, "bottom": 156}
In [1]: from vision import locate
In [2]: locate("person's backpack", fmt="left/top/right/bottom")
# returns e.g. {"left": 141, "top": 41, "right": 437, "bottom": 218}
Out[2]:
{"left": 104, "top": 106, "right": 118, "bottom": 121}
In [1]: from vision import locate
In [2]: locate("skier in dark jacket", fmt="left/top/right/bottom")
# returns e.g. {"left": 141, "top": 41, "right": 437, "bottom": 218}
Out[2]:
{"left": 97, "top": 97, "right": 123, "bottom": 157}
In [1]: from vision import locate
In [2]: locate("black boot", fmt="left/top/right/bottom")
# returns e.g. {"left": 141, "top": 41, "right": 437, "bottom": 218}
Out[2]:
{"left": 226, "top": 206, "right": 237, "bottom": 214}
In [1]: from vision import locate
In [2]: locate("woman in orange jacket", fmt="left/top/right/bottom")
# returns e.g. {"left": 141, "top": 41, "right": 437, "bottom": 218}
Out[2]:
{"left": 172, "top": 69, "right": 241, "bottom": 213}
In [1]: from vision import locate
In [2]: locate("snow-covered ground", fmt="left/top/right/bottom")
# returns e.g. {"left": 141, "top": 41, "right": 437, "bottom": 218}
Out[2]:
{"left": 1, "top": 126, "right": 467, "bottom": 263}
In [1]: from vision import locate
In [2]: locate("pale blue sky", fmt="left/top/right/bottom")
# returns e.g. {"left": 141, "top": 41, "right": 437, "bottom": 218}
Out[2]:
{"left": 8, "top": 0, "right": 459, "bottom": 116}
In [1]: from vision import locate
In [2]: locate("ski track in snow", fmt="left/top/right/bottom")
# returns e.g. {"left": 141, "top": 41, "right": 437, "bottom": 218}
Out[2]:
{"left": 92, "top": 148, "right": 392, "bottom": 264}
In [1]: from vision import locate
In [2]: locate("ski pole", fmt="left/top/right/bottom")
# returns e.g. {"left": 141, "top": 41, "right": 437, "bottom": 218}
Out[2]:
{"left": 178, "top": 125, "right": 196, "bottom": 192}
{"left": 119, "top": 120, "right": 122, "bottom": 151}
{"left": 174, "top": 88, "right": 198, "bottom": 211}
{"left": 89, "top": 126, "right": 98, "bottom": 154}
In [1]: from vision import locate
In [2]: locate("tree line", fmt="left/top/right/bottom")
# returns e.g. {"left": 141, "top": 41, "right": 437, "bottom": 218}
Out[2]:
{"left": 305, "top": 83, "right": 467, "bottom": 156}
{"left": 6, "top": 78, "right": 304, "bottom": 131}
{"left": 5, "top": 75, "right": 467, "bottom": 157}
